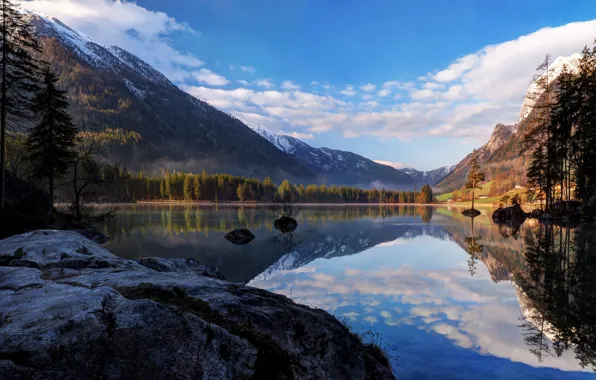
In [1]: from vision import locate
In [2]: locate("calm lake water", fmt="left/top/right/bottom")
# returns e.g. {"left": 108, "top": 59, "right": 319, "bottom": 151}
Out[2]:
{"left": 99, "top": 204, "right": 596, "bottom": 380}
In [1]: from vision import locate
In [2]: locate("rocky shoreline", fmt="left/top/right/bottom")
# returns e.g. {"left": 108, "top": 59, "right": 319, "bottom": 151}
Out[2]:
{"left": 0, "top": 230, "right": 395, "bottom": 380}
{"left": 492, "top": 201, "right": 596, "bottom": 227}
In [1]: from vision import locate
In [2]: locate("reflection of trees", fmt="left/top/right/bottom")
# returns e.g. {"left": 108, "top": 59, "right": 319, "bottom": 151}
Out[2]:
{"left": 417, "top": 206, "right": 433, "bottom": 223}
{"left": 518, "top": 224, "right": 596, "bottom": 371}
{"left": 270, "top": 232, "right": 301, "bottom": 251}
{"left": 102, "top": 205, "right": 436, "bottom": 241}
{"left": 464, "top": 216, "right": 484, "bottom": 276}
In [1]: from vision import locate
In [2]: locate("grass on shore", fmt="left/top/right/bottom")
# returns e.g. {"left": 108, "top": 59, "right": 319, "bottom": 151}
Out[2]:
{"left": 339, "top": 317, "right": 397, "bottom": 371}
{"left": 436, "top": 181, "right": 527, "bottom": 206}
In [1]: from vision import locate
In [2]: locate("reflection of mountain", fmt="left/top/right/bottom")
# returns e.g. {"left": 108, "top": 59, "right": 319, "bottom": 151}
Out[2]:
{"left": 251, "top": 220, "right": 451, "bottom": 283}
{"left": 439, "top": 213, "right": 528, "bottom": 282}
{"left": 442, "top": 218, "right": 596, "bottom": 372}
{"left": 103, "top": 206, "right": 449, "bottom": 283}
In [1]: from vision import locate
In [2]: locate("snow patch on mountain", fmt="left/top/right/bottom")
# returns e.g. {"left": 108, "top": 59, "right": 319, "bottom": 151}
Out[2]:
{"left": 248, "top": 123, "right": 451, "bottom": 186}
{"left": 399, "top": 165, "right": 456, "bottom": 185}
{"left": 25, "top": 10, "right": 169, "bottom": 87}
{"left": 517, "top": 53, "right": 582, "bottom": 124}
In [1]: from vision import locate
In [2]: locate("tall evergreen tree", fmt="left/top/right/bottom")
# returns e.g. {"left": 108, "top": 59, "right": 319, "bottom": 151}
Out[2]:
{"left": 26, "top": 69, "right": 77, "bottom": 205}
{"left": 0, "top": 0, "right": 42, "bottom": 208}
{"left": 183, "top": 174, "right": 192, "bottom": 201}
{"left": 192, "top": 174, "right": 201, "bottom": 200}
{"left": 465, "top": 149, "right": 485, "bottom": 210}
{"left": 523, "top": 55, "right": 557, "bottom": 209}
{"left": 573, "top": 44, "right": 596, "bottom": 206}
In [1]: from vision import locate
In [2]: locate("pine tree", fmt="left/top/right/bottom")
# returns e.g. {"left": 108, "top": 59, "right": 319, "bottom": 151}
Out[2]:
{"left": 418, "top": 184, "right": 433, "bottom": 204}
{"left": 183, "top": 174, "right": 192, "bottom": 201}
{"left": 193, "top": 174, "right": 201, "bottom": 200}
{"left": 573, "top": 44, "right": 596, "bottom": 206}
{"left": 465, "top": 149, "right": 485, "bottom": 210}
{"left": 526, "top": 146, "right": 547, "bottom": 210}
{"left": 0, "top": 0, "right": 42, "bottom": 208}
{"left": 523, "top": 55, "right": 558, "bottom": 210}
{"left": 26, "top": 69, "right": 77, "bottom": 205}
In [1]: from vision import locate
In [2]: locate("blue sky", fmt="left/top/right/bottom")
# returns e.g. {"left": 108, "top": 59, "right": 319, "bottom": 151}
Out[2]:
{"left": 21, "top": 0, "right": 596, "bottom": 170}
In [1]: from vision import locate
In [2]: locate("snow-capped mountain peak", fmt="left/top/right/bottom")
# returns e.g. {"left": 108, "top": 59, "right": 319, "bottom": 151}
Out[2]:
{"left": 245, "top": 124, "right": 305, "bottom": 155}
{"left": 398, "top": 165, "right": 455, "bottom": 185}
{"left": 247, "top": 123, "right": 451, "bottom": 187}
{"left": 24, "top": 10, "right": 170, "bottom": 90}
{"left": 517, "top": 53, "right": 582, "bottom": 124}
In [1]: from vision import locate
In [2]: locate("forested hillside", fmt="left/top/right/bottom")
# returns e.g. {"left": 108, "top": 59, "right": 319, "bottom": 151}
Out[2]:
{"left": 27, "top": 13, "right": 314, "bottom": 183}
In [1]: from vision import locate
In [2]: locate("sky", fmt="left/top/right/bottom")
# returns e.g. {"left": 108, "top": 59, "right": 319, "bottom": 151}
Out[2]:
{"left": 19, "top": 0, "right": 596, "bottom": 170}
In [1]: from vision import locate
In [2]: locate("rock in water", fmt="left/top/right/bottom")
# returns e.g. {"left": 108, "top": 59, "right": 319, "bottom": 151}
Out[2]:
{"left": 0, "top": 230, "right": 395, "bottom": 379}
{"left": 492, "top": 204, "right": 527, "bottom": 224}
{"left": 274, "top": 216, "right": 298, "bottom": 232}
{"left": 461, "top": 209, "right": 481, "bottom": 217}
{"left": 224, "top": 228, "right": 255, "bottom": 245}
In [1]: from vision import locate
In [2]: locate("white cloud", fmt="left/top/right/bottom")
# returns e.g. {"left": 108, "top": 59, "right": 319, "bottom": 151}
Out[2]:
{"left": 377, "top": 88, "right": 391, "bottom": 97}
{"left": 423, "top": 82, "right": 444, "bottom": 90}
{"left": 434, "top": 54, "right": 479, "bottom": 82}
{"left": 410, "top": 89, "right": 439, "bottom": 101}
{"left": 361, "top": 83, "right": 376, "bottom": 92}
{"left": 373, "top": 160, "right": 407, "bottom": 169}
{"left": 340, "top": 85, "right": 356, "bottom": 96}
{"left": 32, "top": 1, "right": 596, "bottom": 146}
{"left": 281, "top": 80, "right": 301, "bottom": 90}
{"left": 239, "top": 65, "right": 255, "bottom": 74}
{"left": 255, "top": 79, "right": 274, "bottom": 88}
{"left": 193, "top": 68, "right": 229, "bottom": 86}
{"left": 19, "top": 0, "right": 208, "bottom": 82}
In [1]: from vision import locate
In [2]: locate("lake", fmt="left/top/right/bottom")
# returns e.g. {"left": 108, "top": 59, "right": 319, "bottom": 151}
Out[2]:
{"left": 99, "top": 204, "right": 596, "bottom": 380}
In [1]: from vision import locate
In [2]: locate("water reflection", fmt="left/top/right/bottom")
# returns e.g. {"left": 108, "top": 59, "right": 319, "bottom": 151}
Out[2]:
{"left": 517, "top": 224, "right": 596, "bottom": 371}
{"left": 99, "top": 205, "right": 596, "bottom": 379}
{"left": 464, "top": 215, "right": 484, "bottom": 276}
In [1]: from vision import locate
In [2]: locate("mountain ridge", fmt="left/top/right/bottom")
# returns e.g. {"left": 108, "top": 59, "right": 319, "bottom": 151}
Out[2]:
{"left": 248, "top": 124, "right": 453, "bottom": 189}
{"left": 26, "top": 10, "right": 316, "bottom": 183}
{"left": 25, "top": 10, "right": 453, "bottom": 189}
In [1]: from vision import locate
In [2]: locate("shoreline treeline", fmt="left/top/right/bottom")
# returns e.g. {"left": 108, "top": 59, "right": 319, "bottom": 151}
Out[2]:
{"left": 87, "top": 167, "right": 435, "bottom": 205}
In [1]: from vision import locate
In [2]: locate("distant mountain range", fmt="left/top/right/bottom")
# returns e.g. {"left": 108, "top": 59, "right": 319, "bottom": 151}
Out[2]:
{"left": 249, "top": 124, "right": 453, "bottom": 188}
{"left": 435, "top": 54, "right": 582, "bottom": 195}
{"left": 25, "top": 10, "right": 452, "bottom": 189}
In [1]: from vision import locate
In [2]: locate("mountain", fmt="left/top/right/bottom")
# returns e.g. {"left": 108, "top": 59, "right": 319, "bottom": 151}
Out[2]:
{"left": 401, "top": 166, "right": 455, "bottom": 187}
{"left": 249, "top": 124, "right": 450, "bottom": 188}
{"left": 435, "top": 123, "right": 515, "bottom": 193}
{"left": 249, "top": 221, "right": 451, "bottom": 285}
{"left": 24, "top": 11, "right": 451, "bottom": 189}
{"left": 25, "top": 11, "right": 314, "bottom": 182}
{"left": 435, "top": 53, "right": 582, "bottom": 195}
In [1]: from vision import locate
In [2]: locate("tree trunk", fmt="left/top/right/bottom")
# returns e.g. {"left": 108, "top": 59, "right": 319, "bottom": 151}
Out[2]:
{"left": 49, "top": 173, "right": 54, "bottom": 210}
{"left": 471, "top": 189, "right": 475, "bottom": 210}
{"left": 0, "top": 5, "right": 7, "bottom": 209}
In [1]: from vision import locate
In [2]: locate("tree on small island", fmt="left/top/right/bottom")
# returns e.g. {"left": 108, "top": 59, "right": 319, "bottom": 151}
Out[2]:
{"left": 464, "top": 149, "right": 485, "bottom": 212}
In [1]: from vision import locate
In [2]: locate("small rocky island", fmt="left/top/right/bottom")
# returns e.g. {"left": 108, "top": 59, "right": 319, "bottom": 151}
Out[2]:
{"left": 0, "top": 230, "right": 395, "bottom": 380}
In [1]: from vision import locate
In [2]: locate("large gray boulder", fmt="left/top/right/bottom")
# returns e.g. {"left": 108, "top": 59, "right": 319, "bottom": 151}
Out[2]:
{"left": 0, "top": 230, "right": 395, "bottom": 380}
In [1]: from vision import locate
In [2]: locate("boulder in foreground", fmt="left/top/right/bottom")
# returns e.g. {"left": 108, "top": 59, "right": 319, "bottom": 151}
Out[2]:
{"left": 0, "top": 230, "right": 394, "bottom": 380}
